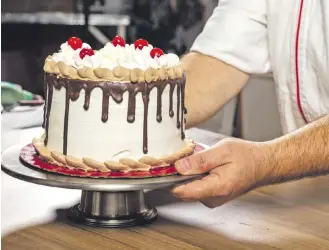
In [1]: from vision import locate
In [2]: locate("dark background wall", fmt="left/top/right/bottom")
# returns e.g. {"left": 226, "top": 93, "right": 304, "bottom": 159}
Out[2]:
{"left": 1, "top": 0, "right": 217, "bottom": 96}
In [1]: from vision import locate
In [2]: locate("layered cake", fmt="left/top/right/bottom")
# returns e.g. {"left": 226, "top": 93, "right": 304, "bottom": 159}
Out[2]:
{"left": 32, "top": 36, "right": 195, "bottom": 174}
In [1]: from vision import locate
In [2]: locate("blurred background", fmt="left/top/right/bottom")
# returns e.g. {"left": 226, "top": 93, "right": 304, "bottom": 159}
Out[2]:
{"left": 1, "top": 0, "right": 282, "bottom": 141}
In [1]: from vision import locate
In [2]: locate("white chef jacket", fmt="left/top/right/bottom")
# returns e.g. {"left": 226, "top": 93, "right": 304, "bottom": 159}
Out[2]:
{"left": 191, "top": 0, "right": 329, "bottom": 134}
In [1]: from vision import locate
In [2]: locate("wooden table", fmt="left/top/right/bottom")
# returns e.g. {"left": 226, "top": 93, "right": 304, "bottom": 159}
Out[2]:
{"left": 2, "top": 175, "right": 329, "bottom": 250}
{"left": 2, "top": 110, "right": 329, "bottom": 249}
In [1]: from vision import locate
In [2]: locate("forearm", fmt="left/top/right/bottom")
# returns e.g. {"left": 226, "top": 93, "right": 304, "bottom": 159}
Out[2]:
{"left": 182, "top": 52, "right": 249, "bottom": 128}
{"left": 261, "top": 115, "right": 329, "bottom": 185}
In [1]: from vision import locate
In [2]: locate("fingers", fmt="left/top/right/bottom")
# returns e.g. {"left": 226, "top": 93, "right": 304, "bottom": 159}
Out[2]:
{"left": 172, "top": 173, "right": 224, "bottom": 200}
{"left": 200, "top": 196, "right": 233, "bottom": 208}
{"left": 175, "top": 144, "right": 230, "bottom": 175}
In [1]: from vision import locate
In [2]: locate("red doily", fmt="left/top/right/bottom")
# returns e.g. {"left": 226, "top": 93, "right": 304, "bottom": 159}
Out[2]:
{"left": 19, "top": 144, "right": 204, "bottom": 179}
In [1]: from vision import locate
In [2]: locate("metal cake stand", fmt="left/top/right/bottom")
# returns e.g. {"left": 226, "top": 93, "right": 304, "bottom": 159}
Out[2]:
{"left": 1, "top": 145, "right": 202, "bottom": 228}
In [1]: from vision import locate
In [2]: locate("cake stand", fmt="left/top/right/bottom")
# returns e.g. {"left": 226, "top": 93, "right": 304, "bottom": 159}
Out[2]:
{"left": 1, "top": 144, "right": 203, "bottom": 228}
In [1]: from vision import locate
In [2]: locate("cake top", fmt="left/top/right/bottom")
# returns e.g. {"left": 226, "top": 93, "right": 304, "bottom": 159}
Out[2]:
{"left": 44, "top": 36, "right": 183, "bottom": 82}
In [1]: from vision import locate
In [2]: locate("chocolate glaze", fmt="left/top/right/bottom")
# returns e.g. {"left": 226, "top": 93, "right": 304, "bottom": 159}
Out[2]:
{"left": 43, "top": 73, "right": 186, "bottom": 155}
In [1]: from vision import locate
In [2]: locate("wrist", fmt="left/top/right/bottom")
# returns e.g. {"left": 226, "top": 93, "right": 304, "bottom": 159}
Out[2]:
{"left": 252, "top": 141, "right": 278, "bottom": 188}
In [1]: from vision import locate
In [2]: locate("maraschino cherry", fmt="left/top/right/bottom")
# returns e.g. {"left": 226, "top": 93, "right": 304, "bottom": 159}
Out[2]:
{"left": 79, "top": 48, "right": 94, "bottom": 59}
{"left": 134, "top": 39, "right": 149, "bottom": 50}
{"left": 150, "top": 48, "right": 164, "bottom": 58}
{"left": 68, "top": 37, "right": 82, "bottom": 50}
{"left": 112, "top": 35, "right": 125, "bottom": 47}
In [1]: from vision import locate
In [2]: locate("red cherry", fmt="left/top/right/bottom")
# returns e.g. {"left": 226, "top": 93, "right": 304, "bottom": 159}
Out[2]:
{"left": 134, "top": 39, "right": 149, "bottom": 50}
{"left": 79, "top": 48, "right": 94, "bottom": 59}
{"left": 68, "top": 37, "right": 82, "bottom": 50}
{"left": 112, "top": 35, "right": 125, "bottom": 47}
{"left": 150, "top": 48, "right": 164, "bottom": 58}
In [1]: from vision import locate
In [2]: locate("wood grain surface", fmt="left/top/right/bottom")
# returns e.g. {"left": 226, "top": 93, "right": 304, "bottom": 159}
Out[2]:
{"left": 2, "top": 175, "right": 329, "bottom": 250}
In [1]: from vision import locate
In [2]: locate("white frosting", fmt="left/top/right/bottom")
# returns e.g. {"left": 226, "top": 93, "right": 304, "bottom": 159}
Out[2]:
{"left": 49, "top": 41, "right": 180, "bottom": 70}
{"left": 51, "top": 42, "right": 92, "bottom": 67}
{"left": 46, "top": 85, "right": 185, "bottom": 161}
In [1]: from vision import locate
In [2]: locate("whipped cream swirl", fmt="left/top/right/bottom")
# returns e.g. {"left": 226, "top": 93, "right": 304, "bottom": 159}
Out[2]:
{"left": 49, "top": 41, "right": 180, "bottom": 70}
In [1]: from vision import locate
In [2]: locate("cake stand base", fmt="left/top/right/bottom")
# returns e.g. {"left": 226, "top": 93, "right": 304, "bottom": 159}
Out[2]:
{"left": 2, "top": 144, "right": 205, "bottom": 228}
{"left": 68, "top": 190, "right": 157, "bottom": 227}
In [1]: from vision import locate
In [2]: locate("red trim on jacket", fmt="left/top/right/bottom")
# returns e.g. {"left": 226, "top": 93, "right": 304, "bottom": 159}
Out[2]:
{"left": 295, "top": 0, "right": 308, "bottom": 124}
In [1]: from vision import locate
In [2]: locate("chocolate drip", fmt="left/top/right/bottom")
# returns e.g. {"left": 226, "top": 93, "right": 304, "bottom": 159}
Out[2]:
{"left": 44, "top": 80, "right": 53, "bottom": 145}
{"left": 156, "top": 86, "right": 164, "bottom": 122}
{"left": 84, "top": 88, "right": 92, "bottom": 110}
{"left": 63, "top": 82, "right": 70, "bottom": 155}
{"left": 44, "top": 73, "right": 186, "bottom": 155}
{"left": 53, "top": 78, "right": 64, "bottom": 90}
{"left": 110, "top": 85, "right": 125, "bottom": 103}
{"left": 180, "top": 78, "right": 186, "bottom": 140}
{"left": 42, "top": 75, "right": 47, "bottom": 128}
{"left": 142, "top": 83, "right": 149, "bottom": 153}
{"left": 69, "top": 86, "right": 82, "bottom": 101}
{"left": 169, "top": 83, "right": 175, "bottom": 118}
{"left": 127, "top": 89, "right": 136, "bottom": 123}
{"left": 176, "top": 84, "right": 181, "bottom": 129}
{"left": 102, "top": 92, "right": 110, "bottom": 122}
{"left": 169, "top": 84, "right": 175, "bottom": 117}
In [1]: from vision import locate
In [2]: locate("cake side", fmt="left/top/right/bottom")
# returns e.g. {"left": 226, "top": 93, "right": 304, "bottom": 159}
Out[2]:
{"left": 42, "top": 73, "right": 188, "bottom": 160}
{"left": 34, "top": 36, "right": 193, "bottom": 173}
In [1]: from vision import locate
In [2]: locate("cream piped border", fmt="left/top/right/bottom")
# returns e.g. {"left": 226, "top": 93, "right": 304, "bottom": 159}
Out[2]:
{"left": 32, "top": 137, "right": 195, "bottom": 173}
{"left": 44, "top": 57, "right": 184, "bottom": 83}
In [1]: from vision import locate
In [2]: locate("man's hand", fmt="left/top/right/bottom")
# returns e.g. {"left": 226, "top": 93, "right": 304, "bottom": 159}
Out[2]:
{"left": 172, "top": 138, "right": 270, "bottom": 208}
{"left": 172, "top": 115, "right": 329, "bottom": 208}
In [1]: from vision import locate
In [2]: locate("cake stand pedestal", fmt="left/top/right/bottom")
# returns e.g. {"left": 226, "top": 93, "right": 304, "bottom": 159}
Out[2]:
{"left": 1, "top": 145, "right": 202, "bottom": 228}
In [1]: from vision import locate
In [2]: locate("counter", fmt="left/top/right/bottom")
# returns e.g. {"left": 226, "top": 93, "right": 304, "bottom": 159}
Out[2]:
{"left": 2, "top": 108, "right": 329, "bottom": 249}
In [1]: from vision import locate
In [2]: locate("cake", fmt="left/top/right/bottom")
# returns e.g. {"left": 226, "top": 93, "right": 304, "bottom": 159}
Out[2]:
{"left": 32, "top": 36, "right": 195, "bottom": 174}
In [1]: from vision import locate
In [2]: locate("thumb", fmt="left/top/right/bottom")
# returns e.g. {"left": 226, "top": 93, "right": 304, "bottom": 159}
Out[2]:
{"left": 175, "top": 144, "right": 230, "bottom": 175}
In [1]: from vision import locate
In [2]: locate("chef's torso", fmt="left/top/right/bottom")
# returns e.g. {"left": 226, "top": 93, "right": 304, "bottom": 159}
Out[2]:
{"left": 191, "top": 0, "right": 329, "bottom": 134}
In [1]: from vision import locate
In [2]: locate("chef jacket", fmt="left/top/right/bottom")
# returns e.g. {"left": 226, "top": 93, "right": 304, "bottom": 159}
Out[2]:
{"left": 191, "top": 0, "right": 329, "bottom": 134}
